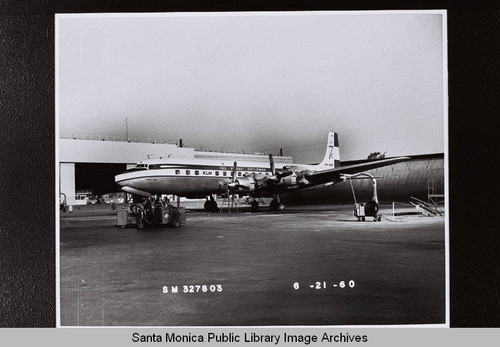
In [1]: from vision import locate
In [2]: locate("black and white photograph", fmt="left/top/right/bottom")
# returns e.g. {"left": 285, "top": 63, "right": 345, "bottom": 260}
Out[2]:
{"left": 56, "top": 11, "right": 448, "bottom": 327}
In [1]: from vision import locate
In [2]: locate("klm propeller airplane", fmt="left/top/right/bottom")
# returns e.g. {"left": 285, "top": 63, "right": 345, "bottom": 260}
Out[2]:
{"left": 115, "top": 132, "right": 409, "bottom": 212}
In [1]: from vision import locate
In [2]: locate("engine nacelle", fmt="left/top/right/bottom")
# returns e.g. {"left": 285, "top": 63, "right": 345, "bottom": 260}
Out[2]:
{"left": 296, "top": 170, "right": 312, "bottom": 185}
{"left": 277, "top": 173, "right": 297, "bottom": 186}
{"left": 235, "top": 176, "right": 256, "bottom": 192}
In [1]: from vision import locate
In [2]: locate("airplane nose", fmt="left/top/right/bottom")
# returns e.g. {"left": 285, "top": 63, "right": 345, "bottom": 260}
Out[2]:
{"left": 114, "top": 173, "right": 127, "bottom": 186}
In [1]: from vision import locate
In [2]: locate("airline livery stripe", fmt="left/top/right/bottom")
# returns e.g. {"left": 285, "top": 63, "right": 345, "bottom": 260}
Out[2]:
{"left": 115, "top": 174, "right": 236, "bottom": 184}
{"left": 147, "top": 164, "right": 270, "bottom": 171}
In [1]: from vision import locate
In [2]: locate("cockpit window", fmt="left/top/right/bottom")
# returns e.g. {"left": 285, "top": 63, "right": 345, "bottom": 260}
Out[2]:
{"left": 129, "top": 163, "right": 148, "bottom": 171}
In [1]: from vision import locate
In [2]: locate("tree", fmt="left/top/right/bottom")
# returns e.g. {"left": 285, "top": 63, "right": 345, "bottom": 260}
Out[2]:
{"left": 367, "top": 152, "right": 386, "bottom": 160}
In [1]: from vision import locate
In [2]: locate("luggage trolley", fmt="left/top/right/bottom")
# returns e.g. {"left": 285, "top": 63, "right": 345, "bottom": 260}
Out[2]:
{"left": 116, "top": 199, "right": 186, "bottom": 229}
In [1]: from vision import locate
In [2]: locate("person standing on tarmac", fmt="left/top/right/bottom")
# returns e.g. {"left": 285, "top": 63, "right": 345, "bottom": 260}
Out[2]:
{"left": 163, "top": 196, "right": 170, "bottom": 207}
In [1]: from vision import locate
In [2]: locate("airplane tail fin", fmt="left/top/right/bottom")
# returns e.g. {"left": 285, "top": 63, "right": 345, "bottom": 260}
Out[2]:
{"left": 318, "top": 131, "right": 340, "bottom": 168}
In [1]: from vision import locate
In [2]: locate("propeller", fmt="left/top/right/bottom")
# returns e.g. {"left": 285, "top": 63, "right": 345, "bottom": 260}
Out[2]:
{"left": 227, "top": 161, "right": 238, "bottom": 190}
{"left": 226, "top": 161, "right": 238, "bottom": 210}
{"left": 269, "top": 154, "right": 275, "bottom": 175}
{"left": 267, "top": 154, "right": 293, "bottom": 184}
{"left": 232, "top": 161, "right": 238, "bottom": 183}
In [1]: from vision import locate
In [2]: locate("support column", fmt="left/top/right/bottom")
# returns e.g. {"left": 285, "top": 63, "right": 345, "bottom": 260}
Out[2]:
{"left": 60, "top": 163, "right": 76, "bottom": 206}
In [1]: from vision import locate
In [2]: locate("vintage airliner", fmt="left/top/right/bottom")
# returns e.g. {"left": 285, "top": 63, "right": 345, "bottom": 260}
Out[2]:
{"left": 115, "top": 132, "right": 409, "bottom": 212}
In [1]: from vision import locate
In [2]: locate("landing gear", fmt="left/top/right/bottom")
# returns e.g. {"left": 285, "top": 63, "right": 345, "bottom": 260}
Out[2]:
{"left": 204, "top": 196, "right": 219, "bottom": 212}
{"left": 136, "top": 217, "right": 144, "bottom": 230}
{"left": 277, "top": 202, "right": 285, "bottom": 211}
{"left": 250, "top": 200, "right": 259, "bottom": 213}
{"left": 270, "top": 199, "right": 277, "bottom": 211}
{"left": 270, "top": 194, "right": 285, "bottom": 212}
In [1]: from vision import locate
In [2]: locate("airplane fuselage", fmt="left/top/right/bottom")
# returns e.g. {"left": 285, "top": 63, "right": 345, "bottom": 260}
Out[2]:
{"left": 114, "top": 132, "right": 409, "bottom": 212}
{"left": 116, "top": 132, "right": 341, "bottom": 199}
{"left": 115, "top": 158, "right": 279, "bottom": 198}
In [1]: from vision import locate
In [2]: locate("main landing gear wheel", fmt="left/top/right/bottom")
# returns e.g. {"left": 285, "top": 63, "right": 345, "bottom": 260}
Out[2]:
{"left": 136, "top": 218, "right": 144, "bottom": 230}
{"left": 172, "top": 219, "right": 181, "bottom": 228}
{"left": 251, "top": 200, "right": 259, "bottom": 213}
{"left": 269, "top": 199, "right": 277, "bottom": 211}
{"left": 277, "top": 202, "right": 285, "bottom": 211}
{"left": 204, "top": 200, "right": 218, "bottom": 212}
{"left": 270, "top": 199, "right": 285, "bottom": 212}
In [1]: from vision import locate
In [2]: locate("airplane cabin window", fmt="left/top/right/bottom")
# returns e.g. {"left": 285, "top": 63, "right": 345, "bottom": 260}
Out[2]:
{"left": 175, "top": 170, "right": 180, "bottom": 175}
{"left": 223, "top": 171, "right": 227, "bottom": 176}
{"left": 186, "top": 170, "right": 190, "bottom": 175}
{"left": 215, "top": 171, "right": 219, "bottom": 176}
{"left": 195, "top": 170, "right": 199, "bottom": 175}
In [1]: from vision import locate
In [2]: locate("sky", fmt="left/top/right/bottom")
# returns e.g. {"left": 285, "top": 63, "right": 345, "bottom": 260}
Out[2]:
{"left": 57, "top": 12, "right": 446, "bottom": 163}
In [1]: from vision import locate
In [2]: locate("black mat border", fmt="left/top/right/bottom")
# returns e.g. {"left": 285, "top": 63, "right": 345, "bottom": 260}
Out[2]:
{"left": 0, "top": 1, "right": 498, "bottom": 327}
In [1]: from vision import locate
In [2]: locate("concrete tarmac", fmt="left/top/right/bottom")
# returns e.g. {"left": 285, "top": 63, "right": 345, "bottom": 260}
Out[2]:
{"left": 59, "top": 204, "right": 446, "bottom": 326}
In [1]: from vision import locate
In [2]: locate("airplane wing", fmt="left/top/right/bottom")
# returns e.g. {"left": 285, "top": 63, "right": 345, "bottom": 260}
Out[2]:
{"left": 304, "top": 157, "right": 410, "bottom": 185}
